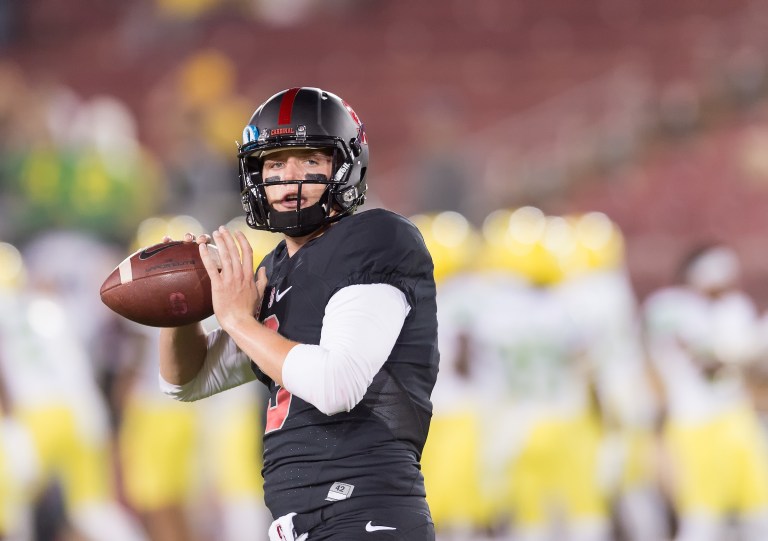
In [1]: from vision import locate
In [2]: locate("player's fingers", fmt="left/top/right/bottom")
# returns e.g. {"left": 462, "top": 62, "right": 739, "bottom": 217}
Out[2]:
{"left": 211, "top": 230, "right": 231, "bottom": 277}
{"left": 199, "top": 243, "right": 222, "bottom": 284}
{"left": 195, "top": 234, "right": 212, "bottom": 245}
{"left": 213, "top": 228, "right": 239, "bottom": 279}
{"left": 234, "top": 231, "right": 254, "bottom": 278}
{"left": 217, "top": 226, "right": 244, "bottom": 279}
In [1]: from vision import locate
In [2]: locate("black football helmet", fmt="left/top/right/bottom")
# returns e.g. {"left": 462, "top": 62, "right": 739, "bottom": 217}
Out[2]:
{"left": 238, "top": 87, "right": 369, "bottom": 236}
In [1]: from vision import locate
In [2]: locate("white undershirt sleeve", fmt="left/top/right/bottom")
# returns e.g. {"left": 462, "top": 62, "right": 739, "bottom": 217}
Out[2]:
{"left": 281, "top": 283, "right": 411, "bottom": 415}
{"left": 159, "top": 327, "right": 257, "bottom": 401}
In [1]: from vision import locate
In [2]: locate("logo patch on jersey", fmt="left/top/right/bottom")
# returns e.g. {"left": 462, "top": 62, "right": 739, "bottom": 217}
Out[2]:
{"left": 325, "top": 482, "right": 354, "bottom": 502}
{"left": 275, "top": 286, "right": 292, "bottom": 303}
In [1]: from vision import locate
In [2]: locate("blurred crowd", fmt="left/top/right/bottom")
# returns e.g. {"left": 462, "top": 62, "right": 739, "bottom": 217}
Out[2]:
{"left": 0, "top": 48, "right": 251, "bottom": 246}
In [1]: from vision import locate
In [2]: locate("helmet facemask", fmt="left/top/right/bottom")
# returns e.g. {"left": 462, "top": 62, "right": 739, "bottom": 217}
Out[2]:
{"left": 239, "top": 138, "right": 364, "bottom": 237}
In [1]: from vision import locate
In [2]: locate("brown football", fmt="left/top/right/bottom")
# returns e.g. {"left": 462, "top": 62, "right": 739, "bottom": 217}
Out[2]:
{"left": 100, "top": 241, "right": 218, "bottom": 327}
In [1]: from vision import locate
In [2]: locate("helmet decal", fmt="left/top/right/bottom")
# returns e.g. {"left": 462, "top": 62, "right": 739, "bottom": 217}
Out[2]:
{"left": 242, "top": 125, "right": 259, "bottom": 144}
{"left": 278, "top": 87, "right": 301, "bottom": 125}
{"left": 333, "top": 162, "right": 351, "bottom": 182}
{"left": 342, "top": 99, "right": 361, "bottom": 125}
{"left": 269, "top": 127, "right": 295, "bottom": 136}
{"left": 342, "top": 99, "right": 368, "bottom": 144}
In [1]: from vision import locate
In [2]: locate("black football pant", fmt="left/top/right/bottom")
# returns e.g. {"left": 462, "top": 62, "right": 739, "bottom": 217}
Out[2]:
{"left": 292, "top": 497, "right": 434, "bottom": 540}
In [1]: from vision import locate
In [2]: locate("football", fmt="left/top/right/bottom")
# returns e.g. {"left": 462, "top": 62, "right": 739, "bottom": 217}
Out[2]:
{"left": 100, "top": 241, "right": 218, "bottom": 327}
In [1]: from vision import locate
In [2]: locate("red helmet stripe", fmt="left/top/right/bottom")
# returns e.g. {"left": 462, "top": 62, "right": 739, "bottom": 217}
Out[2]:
{"left": 278, "top": 87, "right": 301, "bottom": 125}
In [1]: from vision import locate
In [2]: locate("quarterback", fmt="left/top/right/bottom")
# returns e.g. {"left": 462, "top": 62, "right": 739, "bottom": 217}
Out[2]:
{"left": 158, "top": 87, "right": 439, "bottom": 541}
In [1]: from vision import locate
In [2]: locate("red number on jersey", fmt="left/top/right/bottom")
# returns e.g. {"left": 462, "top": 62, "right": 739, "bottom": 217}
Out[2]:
{"left": 263, "top": 314, "right": 279, "bottom": 332}
{"left": 265, "top": 387, "right": 292, "bottom": 434}
{"left": 261, "top": 313, "right": 293, "bottom": 433}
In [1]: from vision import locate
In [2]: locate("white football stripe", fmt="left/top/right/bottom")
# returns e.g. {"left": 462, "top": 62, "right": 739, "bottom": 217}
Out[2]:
{"left": 118, "top": 258, "right": 133, "bottom": 284}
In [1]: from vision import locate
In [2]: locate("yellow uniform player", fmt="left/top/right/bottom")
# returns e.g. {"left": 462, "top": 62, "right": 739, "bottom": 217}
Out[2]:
{"left": 476, "top": 208, "right": 610, "bottom": 541}
{"left": 413, "top": 211, "right": 498, "bottom": 539}
{"left": 643, "top": 244, "right": 768, "bottom": 541}
{"left": 555, "top": 213, "right": 667, "bottom": 541}
{"left": 0, "top": 239, "right": 146, "bottom": 541}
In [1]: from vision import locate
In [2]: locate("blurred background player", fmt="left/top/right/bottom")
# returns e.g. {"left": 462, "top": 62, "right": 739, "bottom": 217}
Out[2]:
{"left": 415, "top": 211, "right": 498, "bottom": 541}
{"left": 642, "top": 242, "right": 768, "bottom": 541}
{"left": 471, "top": 207, "right": 610, "bottom": 541}
{"left": 552, "top": 213, "right": 668, "bottom": 541}
{"left": 0, "top": 239, "right": 147, "bottom": 541}
{"left": 115, "top": 215, "right": 273, "bottom": 541}
{"left": 0, "top": 241, "right": 38, "bottom": 541}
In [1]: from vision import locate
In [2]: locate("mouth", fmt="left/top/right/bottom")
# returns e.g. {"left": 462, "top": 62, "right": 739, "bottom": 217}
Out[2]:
{"left": 275, "top": 194, "right": 305, "bottom": 211}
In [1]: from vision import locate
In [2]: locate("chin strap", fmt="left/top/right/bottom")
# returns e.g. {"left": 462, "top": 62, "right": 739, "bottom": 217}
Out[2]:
{"left": 269, "top": 200, "right": 327, "bottom": 237}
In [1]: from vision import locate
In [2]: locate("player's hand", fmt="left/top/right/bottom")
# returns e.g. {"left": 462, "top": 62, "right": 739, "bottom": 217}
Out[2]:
{"left": 200, "top": 226, "right": 262, "bottom": 330}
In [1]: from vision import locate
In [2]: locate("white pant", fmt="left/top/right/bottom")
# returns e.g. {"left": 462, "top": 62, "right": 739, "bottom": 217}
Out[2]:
{"left": 268, "top": 512, "right": 309, "bottom": 541}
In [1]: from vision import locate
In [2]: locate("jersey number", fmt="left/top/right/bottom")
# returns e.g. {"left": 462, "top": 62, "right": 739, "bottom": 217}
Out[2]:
{"left": 262, "top": 314, "right": 293, "bottom": 433}
{"left": 266, "top": 387, "right": 292, "bottom": 434}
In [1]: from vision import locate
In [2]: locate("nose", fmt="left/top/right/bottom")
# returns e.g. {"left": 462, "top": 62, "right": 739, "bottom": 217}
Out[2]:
{"left": 282, "top": 158, "right": 304, "bottom": 180}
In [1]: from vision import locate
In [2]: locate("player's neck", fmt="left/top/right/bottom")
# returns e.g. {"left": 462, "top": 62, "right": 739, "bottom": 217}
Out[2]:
{"left": 283, "top": 224, "right": 330, "bottom": 257}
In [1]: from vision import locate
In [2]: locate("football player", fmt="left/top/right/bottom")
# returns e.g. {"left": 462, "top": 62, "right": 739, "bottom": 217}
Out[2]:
{"left": 554, "top": 213, "right": 668, "bottom": 541}
{"left": 475, "top": 209, "right": 610, "bottom": 541}
{"left": 0, "top": 242, "right": 37, "bottom": 540}
{"left": 643, "top": 243, "right": 768, "bottom": 541}
{"left": 413, "top": 211, "right": 498, "bottom": 540}
{"left": 158, "top": 87, "right": 439, "bottom": 540}
{"left": 0, "top": 240, "right": 147, "bottom": 541}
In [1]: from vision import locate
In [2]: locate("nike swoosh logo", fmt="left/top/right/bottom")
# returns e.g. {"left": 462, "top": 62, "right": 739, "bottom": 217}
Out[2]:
{"left": 138, "top": 242, "right": 180, "bottom": 260}
{"left": 275, "top": 286, "right": 292, "bottom": 302}
{"left": 365, "top": 521, "right": 396, "bottom": 532}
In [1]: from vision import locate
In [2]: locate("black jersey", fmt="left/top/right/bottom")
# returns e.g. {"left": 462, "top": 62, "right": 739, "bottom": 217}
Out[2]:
{"left": 253, "top": 208, "right": 439, "bottom": 518}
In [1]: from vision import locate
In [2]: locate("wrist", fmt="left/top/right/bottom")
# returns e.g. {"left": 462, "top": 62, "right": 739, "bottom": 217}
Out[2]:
{"left": 219, "top": 311, "right": 258, "bottom": 335}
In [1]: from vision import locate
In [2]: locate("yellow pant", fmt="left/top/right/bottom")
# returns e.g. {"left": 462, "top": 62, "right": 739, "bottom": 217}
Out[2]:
{"left": 119, "top": 401, "right": 197, "bottom": 510}
{"left": 423, "top": 411, "right": 494, "bottom": 528}
{"left": 664, "top": 405, "right": 768, "bottom": 515}
{"left": 19, "top": 405, "right": 113, "bottom": 509}
{"left": 119, "top": 398, "right": 263, "bottom": 511}
{"left": 507, "top": 412, "right": 607, "bottom": 527}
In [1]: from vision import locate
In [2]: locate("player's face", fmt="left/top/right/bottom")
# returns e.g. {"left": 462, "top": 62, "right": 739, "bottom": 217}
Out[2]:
{"left": 262, "top": 149, "right": 333, "bottom": 212}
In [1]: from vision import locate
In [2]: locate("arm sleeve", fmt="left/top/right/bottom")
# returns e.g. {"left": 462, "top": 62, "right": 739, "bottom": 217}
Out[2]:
{"left": 159, "top": 327, "right": 258, "bottom": 402}
{"left": 281, "top": 283, "right": 411, "bottom": 415}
